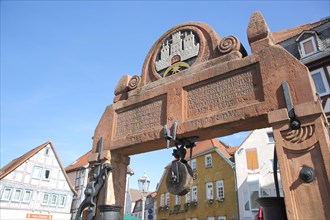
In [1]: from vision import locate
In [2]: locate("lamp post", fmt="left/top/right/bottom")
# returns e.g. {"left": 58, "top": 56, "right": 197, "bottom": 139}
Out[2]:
{"left": 138, "top": 172, "right": 150, "bottom": 220}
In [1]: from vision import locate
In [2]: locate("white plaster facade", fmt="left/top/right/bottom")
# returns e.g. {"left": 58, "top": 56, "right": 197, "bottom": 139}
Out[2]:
{"left": 0, "top": 141, "right": 76, "bottom": 220}
{"left": 235, "top": 127, "right": 283, "bottom": 220}
{"left": 66, "top": 168, "right": 89, "bottom": 219}
{"left": 65, "top": 150, "right": 135, "bottom": 219}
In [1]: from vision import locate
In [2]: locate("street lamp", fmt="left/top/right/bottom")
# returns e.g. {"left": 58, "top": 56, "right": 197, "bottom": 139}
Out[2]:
{"left": 138, "top": 172, "right": 150, "bottom": 220}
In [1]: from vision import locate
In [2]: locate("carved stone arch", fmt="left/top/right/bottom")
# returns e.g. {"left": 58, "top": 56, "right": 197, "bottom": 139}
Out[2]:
{"left": 141, "top": 22, "right": 222, "bottom": 85}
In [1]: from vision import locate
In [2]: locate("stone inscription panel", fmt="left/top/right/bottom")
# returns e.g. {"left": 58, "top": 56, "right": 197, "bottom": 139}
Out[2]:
{"left": 115, "top": 96, "right": 166, "bottom": 139}
{"left": 184, "top": 64, "right": 263, "bottom": 119}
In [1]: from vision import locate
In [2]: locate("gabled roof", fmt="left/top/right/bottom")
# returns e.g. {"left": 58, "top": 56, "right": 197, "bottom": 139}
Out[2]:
{"left": 0, "top": 141, "right": 77, "bottom": 195}
{"left": 130, "top": 188, "right": 141, "bottom": 202}
{"left": 65, "top": 150, "right": 135, "bottom": 175}
{"left": 226, "top": 146, "right": 239, "bottom": 156}
{"left": 184, "top": 138, "right": 236, "bottom": 161}
{"left": 65, "top": 150, "right": 91, "bottom": 173}
{"left": 272, "top": 17, "right": 330, "bottom": 44}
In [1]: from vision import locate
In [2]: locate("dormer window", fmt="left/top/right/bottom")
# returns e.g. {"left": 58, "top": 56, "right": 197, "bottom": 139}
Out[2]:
{"left": 300, "top": 37, "right": 318, "bottom": 57}
{"left": 296, "top": 31, "right": 319, "bottom": 58}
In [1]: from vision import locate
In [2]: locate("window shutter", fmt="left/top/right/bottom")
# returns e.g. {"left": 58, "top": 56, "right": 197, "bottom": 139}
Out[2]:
{"left": 246, "top": 148, "right": 259, "bottom": 170}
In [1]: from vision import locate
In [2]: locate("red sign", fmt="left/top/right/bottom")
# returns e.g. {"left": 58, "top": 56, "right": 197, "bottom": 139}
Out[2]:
{"left": 26, "top": 213, "right": 52, "bottom": 219}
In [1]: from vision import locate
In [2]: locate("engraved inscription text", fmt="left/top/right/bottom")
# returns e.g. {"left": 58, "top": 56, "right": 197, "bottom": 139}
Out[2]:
{"left": 186, "top": 68, "right": 261, "bottom": 118}
{"left": 115, "top": 99, "right": 164, "bottom": 138}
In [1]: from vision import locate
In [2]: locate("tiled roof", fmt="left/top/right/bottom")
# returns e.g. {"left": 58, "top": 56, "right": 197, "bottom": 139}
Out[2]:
{"left": 182, "top": 138, "right": 236, "bottom": 161}
{"left": 0, "top": 141, "right": 77, "bottom": 195}
{"left": 65, "top": 150, "right": 91, "bottom": 172}
{"left": 226, "top": 146, "right": 239, "bottom": 156}
{"left": 130, "top": 188, "right": 142, "bottom": 202}
{"left": 272, "top": 17, "right": 330, "bottom": 44}
{"left": 0, "top": 141, "right": 49, "bottom": 179}
{"left": 65, "top": 150, "right": 135, "bottom": 175}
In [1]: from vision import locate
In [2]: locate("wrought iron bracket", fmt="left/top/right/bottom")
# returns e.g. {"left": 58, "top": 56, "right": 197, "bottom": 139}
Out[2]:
{"left": 282, "top": 81, "right": 301, "bottom": 130}
{"left": 164, "top": 121, "right": 178, "bottom": 148}
{"left": 75, "top": 138, "right": 113, "bottom": 220}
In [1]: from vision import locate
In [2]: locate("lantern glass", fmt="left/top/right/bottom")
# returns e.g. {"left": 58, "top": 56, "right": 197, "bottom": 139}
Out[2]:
{"left": 138, "top": 173, "right": 150, "bottom": 195}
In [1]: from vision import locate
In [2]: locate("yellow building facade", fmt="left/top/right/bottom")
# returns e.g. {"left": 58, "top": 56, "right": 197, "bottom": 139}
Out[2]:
{"left": 156, "top": 139, "right": 238, "bottom": 220}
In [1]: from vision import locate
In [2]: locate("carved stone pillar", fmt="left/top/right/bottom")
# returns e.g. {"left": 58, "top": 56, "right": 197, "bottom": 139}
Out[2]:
{"left": 269, "top": 101, "right": 330, "bottom": 219}
{"left": 108, "top": 152, "right": 130, "bottom": 219}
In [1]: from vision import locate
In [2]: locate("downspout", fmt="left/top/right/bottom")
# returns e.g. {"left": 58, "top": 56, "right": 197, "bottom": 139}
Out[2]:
{"left": 233, "top": 163, "right": 240, "bottom": 220}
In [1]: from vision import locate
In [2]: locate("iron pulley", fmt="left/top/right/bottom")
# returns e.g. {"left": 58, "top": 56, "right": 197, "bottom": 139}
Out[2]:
{"left": 164, "top": 122, "right": 198, "bottom": 196}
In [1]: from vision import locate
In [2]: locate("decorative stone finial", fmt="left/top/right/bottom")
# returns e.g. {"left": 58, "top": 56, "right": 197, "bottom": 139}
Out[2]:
{"left": 247, "top": 11, "right": 275, "bottom": 53}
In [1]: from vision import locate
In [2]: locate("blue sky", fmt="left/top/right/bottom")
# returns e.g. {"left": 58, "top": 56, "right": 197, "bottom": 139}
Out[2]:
{"left": 1, "top": 1, "right": 329, "bottom": 191}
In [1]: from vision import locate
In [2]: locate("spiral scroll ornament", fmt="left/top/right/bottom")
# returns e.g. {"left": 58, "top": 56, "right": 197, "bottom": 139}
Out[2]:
{"left": 281, "top": 125, "right": 315, "bottom": 144}
{"left": 128, "top": 75, "right": 141, "bottom": 91}
{"left": 218, "top": 36, "right": 240, "bottom": 55}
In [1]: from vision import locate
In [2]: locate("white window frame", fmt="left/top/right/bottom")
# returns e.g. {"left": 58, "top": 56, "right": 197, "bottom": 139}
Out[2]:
{"left": 206, "top": 182, "right": 213, "bottom": 200}
{"left": 32, "top": 166, "right": 42, "bottom": 179}
{"left": 311, "top": 68, "right": 330, "bottom": 96}
{"left": 248, "top": 181, "right": 260, "bottom": 211}
{"left": 191, "top": 159, "right": 197, "bottom": 171}
{"left": 185, "top": 191, "right": 191, "bottom": 204}
{"left": 12, "top": 189, "right": 22, "bottom": 202}
{"left": 260, "top": 188, "right": 271, "bottom": 197}
{"left": 218, "top": 216, "right": 226, "bottom": 220}
{"left": 22, "top": 190, "right": 32, "bottom": 203}
{"left": 205, "top": 154, "right": 212, "bottom": 168}
{"left": 165, "top": 192, "right": 170, "bottom": 206}
{"left": 50, "top": 194, "right": 58, "bottom": 206}
{"left": 43, "top": 169, "right": 51, "bottom": 181}
{"left": 58, "top": 195, "right": 66, "bottom": 207}
{"left": 216, "top": 180, "right": 225, "bottom": 199}
{"left": 207, "top": 217, "right": 215, "bottom": 220}
{"left": 1, "top": 188, "right": 12, "bottom": 201}
{"left": 175, "top": 195, "right": 181, "bottom": 205}
{"left": 300, "top": 36, "right": 318, "bottom": 57}
{"left": 243, "top": 190, "right": 250, "bottom": 211}
{"left": 160, "top": 194, "right": 165, "bottom": 207}
{"left": 267, "top": 132, "right": 274, "bottom": 143}
{"left": 192, "top": 186, "right": 197, "bottom": 202}
{"left": 42, "top": 193, "right": 50, "bottom": 205}
{"left": 45, "top": 147, "right": 50, "bottom": 156}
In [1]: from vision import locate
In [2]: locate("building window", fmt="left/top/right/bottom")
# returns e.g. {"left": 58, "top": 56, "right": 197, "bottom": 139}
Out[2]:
{"left": 192, "top": 186, "right": 197, "bottom": 202}
{"left": 160, "top": 194, "right": 165, "bottom": 207}
{"left": 12, "top": 189, "right": 22, "bottom": 202}
{"left": 191, "top": 159, "right": 197, "bottom": 171}
{"left": 42, "top": 193, "right": 50, "bottom": 205}
{"left": 185, "top": 191, "right": 191, "bottom": 204}
{"left": 22, "top": 190, "right": 32, "bottom": 202}
{"left": 50, "top": 194, "right": 58, "bottom": 206}
{"left": 1, "top": 188, "right": 12, "bottom": 200}
{"left": 261, "top": 188, "right": 271, "bottom": 197}
{"left": 206, "top": 182, "right": 213, "bottom": 200}
{"left": 32, "top": 166, "right": 42, "bottom": 179}
{"left": 175, "top": 195, "right": 181, "bottom": 205}
{"left": 60, "top": 195, "right": 66, "bottom": 206}
{"left": 267, "top": 132, "right": 274, "bottom": 143}
{"left": 216, "top": 180, "right": 225, "bottom": 199}
{"left": 165, "top": 192, "right": 170, "bottom": 206}
{"left": 45, "top": 147, "right": 50, "bottom": 156}
{"left": 248, "top": 182, "right": 260, "bottom": 211}
{"left": 43, "top": 169, "right": 51, "bottom": 181}
{"left": 311, "top": 68, "right": 330, "bottom": 96}
{"left": 207, "top": 217, "right": 215, "bottom": 220}
{"left": 270, "top": 159, "right": 280, "bottom": 172}
{"left": 205, "top": 154, "right": 212, "bottom": 168}
{"left": 299, "top": 36, "right": 318, "bottom": 57}
{"left": 243, "top": 191, "right": 250, "bottom": 211}
{"left": 218, "top": 216, "right": 226, "bottom": 220}
{"left": 246, "top": 148, "right": 259, "bottom": 170}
